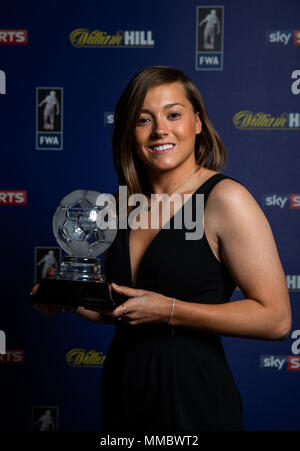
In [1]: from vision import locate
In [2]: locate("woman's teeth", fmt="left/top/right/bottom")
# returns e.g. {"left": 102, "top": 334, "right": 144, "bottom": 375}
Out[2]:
{"left": 150, "top": 144, "right": 175, "bottom": 152}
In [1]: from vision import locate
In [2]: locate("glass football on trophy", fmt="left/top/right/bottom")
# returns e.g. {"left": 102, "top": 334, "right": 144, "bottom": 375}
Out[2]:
{"left": 31, "top": 189, "right": 118, "bottom": 310}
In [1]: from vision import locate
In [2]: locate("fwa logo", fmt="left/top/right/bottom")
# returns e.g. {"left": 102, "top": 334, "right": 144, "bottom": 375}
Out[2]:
{"left": 32, "top": 407, "right": 58, "bottom": 431}
{"left": 0, "top": 70, "right": 6, "bottom": 94}
{"left": 36, "top": 88, "right": 63, "bottom": 150}
{"left": 196, "top": 6, "right": 224, "bottom": 70}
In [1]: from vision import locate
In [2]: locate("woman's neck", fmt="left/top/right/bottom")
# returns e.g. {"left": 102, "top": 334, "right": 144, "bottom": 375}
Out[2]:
{"left": 147, "top": 164, "right": 204, "bottom": 195}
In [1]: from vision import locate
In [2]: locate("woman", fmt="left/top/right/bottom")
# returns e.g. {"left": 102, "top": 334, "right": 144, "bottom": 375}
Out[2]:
{"left": 34, "top": 66, "right": 291, "bottom": 431}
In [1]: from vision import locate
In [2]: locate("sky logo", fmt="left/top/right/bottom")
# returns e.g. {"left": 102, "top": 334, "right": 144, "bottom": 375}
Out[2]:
{"left": 260, "top": 355, "right": 300, "bottom": 371}
{"left": 266, "top": 30, "right": 293, "bottom": 45}
{"left": 260, "top": 355, "right": 287, "bottom": 370}
{"left": 262, "top": 194, "right": 289, "bottom": 208}
{"left": 266, "top": 30, "right": 300, "bottom": 46}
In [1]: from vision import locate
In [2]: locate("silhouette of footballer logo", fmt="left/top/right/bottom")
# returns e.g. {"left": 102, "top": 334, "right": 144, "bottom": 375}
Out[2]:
{"left": 199, "top": 9, "right": 221, "bottom": 50}
{"left": 38, "top": 90, "right": 60, "bottom": 130}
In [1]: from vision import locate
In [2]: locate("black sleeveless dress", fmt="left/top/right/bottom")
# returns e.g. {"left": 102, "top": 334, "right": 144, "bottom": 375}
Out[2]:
{"left": 101, "top": 173, "right": 244, "bottom": 431}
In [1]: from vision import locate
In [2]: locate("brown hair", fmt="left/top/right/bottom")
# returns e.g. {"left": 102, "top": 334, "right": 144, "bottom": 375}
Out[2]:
{"left": 112, "top": 65, "right": 227, "bottom": 198}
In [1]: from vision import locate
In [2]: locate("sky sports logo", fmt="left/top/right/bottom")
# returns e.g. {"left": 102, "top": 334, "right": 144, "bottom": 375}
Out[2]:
{"left": 0, "top": 30, "right": 28, "bottom": 44}
{"left": 262, "top": 194, "right": 300, "bottom": 209}
{"left": 260, "top": 355, "right": 300, "bottom": 371}
{"left": 266, "top": 30, "right": 300, "bottom": 46}
{"left": 0, "top": 191, "right": 27, "bottom": 205}
{"left": 0, "top": 350, "right": 24, "bottom": 364}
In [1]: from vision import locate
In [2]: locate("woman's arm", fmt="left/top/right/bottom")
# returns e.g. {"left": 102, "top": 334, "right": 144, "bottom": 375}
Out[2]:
{"left": 109, "top": 180, "right": 292, "bottom": 340}
{"left": 171, "top": 179, "right": 292, "bottom": 340}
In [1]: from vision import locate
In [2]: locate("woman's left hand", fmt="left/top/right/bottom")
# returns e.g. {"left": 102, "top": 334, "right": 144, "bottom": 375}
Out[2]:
{"left": 93, "top": 283, "right": 173, "bottom": 325}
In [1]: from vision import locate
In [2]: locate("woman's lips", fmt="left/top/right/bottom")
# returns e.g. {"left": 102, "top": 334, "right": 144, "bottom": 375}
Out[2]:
{"left": 148, "top": 144, "right": 175, "bottom": 154}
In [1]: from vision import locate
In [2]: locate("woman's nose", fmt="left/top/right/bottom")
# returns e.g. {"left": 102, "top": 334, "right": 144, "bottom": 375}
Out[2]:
{"left": 151, "top": 117, "right": 169, "bottom": 138}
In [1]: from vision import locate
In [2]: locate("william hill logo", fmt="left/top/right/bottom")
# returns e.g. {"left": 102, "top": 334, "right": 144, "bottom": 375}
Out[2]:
{"left": 233, "top": 111, "right": 300, "bottom": 130}
{"left": 69, "top": 29, "right": 154, "bottom": 48}
{"left": 66, "top": 348, "right": 106, "bottom": 367}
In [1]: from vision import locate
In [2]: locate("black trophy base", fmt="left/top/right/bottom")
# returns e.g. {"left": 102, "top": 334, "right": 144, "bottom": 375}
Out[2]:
{"left": 31, "top": 278, "right": 116, "bottom": 310}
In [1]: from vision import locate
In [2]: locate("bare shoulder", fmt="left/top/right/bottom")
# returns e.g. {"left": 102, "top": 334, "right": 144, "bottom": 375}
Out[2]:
{"left": 205, "top": 177, "right": 269, "bottom": 240}
{"left": 207, "top": 177, "right": 255, "bottom": 205}
{"left": 206, "top": 177, "right": 260, "bottom": 214}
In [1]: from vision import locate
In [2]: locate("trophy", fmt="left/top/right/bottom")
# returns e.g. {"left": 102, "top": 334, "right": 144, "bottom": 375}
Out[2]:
{"left": 31, "top": 189, "right": 117, "bottom": 310}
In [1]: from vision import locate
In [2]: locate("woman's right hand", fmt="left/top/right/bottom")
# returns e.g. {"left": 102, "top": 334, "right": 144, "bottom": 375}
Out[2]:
{"left": 32, "top": 268, "right": 66, "bottom": 318}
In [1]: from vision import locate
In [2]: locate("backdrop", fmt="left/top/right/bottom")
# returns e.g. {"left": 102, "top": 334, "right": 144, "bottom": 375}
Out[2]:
{"left": 1, "top": 0, "right": 299, "bottom": 432}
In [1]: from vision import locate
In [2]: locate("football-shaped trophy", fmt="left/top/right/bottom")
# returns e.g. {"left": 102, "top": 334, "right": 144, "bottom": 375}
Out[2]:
{"left": 31, "top": 189, "right": 117, "bottom": 310}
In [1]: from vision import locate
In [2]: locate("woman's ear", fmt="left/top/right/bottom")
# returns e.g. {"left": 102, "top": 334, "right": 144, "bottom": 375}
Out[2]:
{"left": 195, "top": 113, "right": 202, "bottom": 135}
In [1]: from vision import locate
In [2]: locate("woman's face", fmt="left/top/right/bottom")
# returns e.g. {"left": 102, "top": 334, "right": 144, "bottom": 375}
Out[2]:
{"left": 133, "top": 82, "right": 201, "bottom": 173}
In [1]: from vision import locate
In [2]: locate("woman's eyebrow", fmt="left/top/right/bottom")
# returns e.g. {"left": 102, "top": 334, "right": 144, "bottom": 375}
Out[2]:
{"left": 140, "top": 103, "right": 186, "bottom": 114}
{"left": 163, "top": 102, "right": 186, "bottom": 109}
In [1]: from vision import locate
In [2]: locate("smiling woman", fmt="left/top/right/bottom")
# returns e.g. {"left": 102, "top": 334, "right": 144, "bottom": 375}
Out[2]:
{"left": 99, "top": 66, "right": 291, "bottom": 431}
{"left": 33, "top": 66, "right": 291, "bottom": 432}
{"left": 133, "top": 83, "right": 202, "bottom": 175}
{"left": 112, "top": 65, "right": 227, "bottom": 199}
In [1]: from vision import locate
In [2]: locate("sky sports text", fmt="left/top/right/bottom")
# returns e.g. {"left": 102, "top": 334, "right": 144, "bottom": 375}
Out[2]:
{"left": 266, "top": 30, "right": 300, "bottom": 46}
{"left": 0, "top": 30, "right": 28, "bottom": 44}
{"left": 0, "top": 350, "right": 24, "bottom": 363}
{"left": 260, "top": 356, "right": 300, "bottom": 371}
{"left": 0, "top": 191, "right": 27, "bottom": 205}
{"left": 263, "top": 194, "right": 300, "bottom": 209}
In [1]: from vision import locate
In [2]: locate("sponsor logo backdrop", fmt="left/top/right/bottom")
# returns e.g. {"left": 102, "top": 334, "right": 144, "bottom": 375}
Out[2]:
{"left": 0, "top": 0, "right": 299, "bottom": 432}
